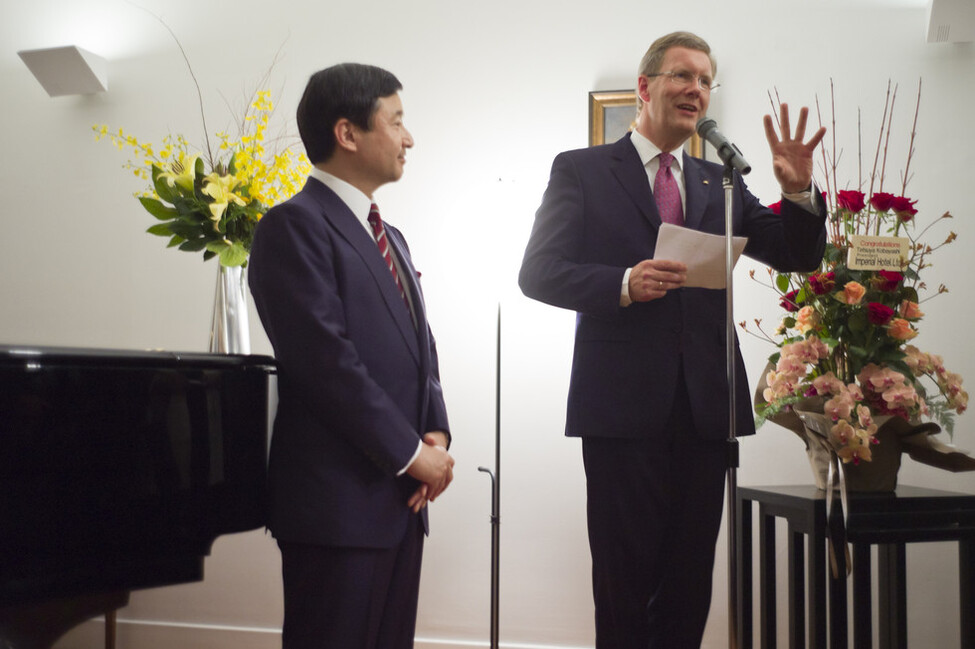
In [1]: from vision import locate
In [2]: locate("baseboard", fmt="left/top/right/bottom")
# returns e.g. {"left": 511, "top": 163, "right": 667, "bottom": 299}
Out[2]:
{"left": 55, "top": 619, "right": 590, "bottom": 649}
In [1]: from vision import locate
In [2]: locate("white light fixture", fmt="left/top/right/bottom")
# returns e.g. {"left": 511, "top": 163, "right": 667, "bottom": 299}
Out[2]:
{"left": 927, "top": 0, "right": 975, "bottom": 43}
{"left": 17, "top": 46, "right": 108, "bottom": 97}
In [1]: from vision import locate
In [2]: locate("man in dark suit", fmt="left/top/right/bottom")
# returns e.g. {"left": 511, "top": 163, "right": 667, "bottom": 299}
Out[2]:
{"left": 248, "top": 63, "right": 455, "bottom": 649}
{"left": 518, "top": 32, "right": 827, "bottom": 649}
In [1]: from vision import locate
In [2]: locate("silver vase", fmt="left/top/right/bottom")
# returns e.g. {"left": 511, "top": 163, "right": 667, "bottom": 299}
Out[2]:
{"left": 208, "top": 264, "right": 250, "bottom": 354}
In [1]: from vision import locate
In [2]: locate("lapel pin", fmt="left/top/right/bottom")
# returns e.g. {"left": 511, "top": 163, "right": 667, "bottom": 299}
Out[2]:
{"left": 703, "top": 179, "right": 710, "bottom": 185}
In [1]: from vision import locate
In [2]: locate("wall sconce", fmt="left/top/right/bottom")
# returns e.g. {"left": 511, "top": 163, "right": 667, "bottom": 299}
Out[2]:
{"left": 17, "top": 46, "right": 108, "bottom": 97}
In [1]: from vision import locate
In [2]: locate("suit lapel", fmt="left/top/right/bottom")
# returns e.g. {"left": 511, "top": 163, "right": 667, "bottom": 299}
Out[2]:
{"left": 302, "top": 180, "right": 421, "bottom": 364}
{"left": 609, "top": 134, "right": 657, "bottom": 226}
{"left": 681, "top": 153, "right": 711, "bottom": 231}
{"left": 386, "top": 226, "right": 432, "bottom": 372}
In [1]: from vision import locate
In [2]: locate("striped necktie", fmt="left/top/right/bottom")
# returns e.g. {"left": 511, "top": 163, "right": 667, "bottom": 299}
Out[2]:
{"left": 367, "top": 203, "right": 410, "bottom": 311}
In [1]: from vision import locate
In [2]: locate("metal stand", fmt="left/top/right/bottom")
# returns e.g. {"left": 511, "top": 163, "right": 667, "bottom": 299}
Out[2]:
{"left": 478, "top": 305, "right": 502, "bottom": 649}
{"left": 723, "top": 164, "right": 741, "bottom": 649}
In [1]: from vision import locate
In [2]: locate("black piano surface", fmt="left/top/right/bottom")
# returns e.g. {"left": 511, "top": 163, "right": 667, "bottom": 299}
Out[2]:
{"left": 0, "top": 345, "right": 275, "bottom": 642}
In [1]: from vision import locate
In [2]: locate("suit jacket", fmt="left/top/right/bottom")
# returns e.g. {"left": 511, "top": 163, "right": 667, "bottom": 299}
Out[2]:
{"left": 249, "top": 178, "right": 450, "bottom": 549}
{"left": 519, "top": 133, "right": 826, "bottom": 442}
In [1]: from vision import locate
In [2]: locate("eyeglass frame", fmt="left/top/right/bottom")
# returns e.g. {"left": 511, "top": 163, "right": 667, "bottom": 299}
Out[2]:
{"left": 644, "top": 70, "right": 719, "bottom": 93}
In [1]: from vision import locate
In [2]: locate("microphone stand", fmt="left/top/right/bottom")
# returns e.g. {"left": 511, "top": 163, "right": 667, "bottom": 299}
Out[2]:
{"left": 722, "top": 163, "right": 741, "bottom": 649}
{"left": 478, "top": 304, "right": 501, "bottom": 649}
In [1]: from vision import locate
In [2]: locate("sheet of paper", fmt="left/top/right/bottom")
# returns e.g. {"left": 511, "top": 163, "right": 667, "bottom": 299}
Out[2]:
{"left": 653, "top": 223, "right": 748, "bottom": 289}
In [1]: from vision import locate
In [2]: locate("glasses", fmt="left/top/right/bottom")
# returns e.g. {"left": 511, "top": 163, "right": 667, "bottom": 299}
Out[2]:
{"left": 645, "top": 70, "right": 719, "bottom": 93}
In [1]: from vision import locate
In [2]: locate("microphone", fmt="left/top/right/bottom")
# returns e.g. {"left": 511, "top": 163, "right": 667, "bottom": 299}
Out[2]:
{"left": 696, "top": 117, "right": 751, "bottom": 175}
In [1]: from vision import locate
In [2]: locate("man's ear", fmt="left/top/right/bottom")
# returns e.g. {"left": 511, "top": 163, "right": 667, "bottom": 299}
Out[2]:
{"left": 637, "top": 76, "right": 651, "bottom": 103}
{"left": 333, "top": 118, "right": 358, "bottom": 153}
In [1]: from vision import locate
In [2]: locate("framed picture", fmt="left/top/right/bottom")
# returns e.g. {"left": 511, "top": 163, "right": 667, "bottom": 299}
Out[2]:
{"left": 588, "top": 89, "right": 703, "bottom": 157}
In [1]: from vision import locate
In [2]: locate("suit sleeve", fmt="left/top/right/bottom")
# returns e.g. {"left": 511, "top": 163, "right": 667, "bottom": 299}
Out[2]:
{"left": 248, "top": 202, "right": 422, "bottom": 476}
{"left": 737, "top": 176, "right": 827, "bottom": 273}
{"left": 518, "top": 152, "right": 628, "bottom": 319}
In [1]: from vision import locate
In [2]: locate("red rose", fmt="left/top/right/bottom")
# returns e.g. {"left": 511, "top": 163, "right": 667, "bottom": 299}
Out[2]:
{"left": 768, "top": 201, "right": 782, "bottom": 215}
{"left": 780, "top": 289, "right": 800, "bottom": 312}
{"left": 870, "top": 192, "right": 896, "bottom": 211}
{"left": 808, "top": 271, "right": 836, "bottom": 295}
{"left": 836, "top": 190, "right": 866, "bottom": 213}
{"left": 867, "top": 302, "right": 895, "bottom": 325}
{"left": 891, "top": 196, "right": 918, "bottom": 222}
{"left": 877, "top": 270, "right": 903, "bottom": 291}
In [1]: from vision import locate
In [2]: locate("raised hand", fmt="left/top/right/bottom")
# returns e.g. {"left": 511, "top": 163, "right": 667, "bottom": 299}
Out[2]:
{"left": 763, "top": 103, "right": 826, "bottom": 194}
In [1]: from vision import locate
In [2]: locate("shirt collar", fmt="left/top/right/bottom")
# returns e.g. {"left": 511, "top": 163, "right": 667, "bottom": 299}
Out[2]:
{"left": 630, "top": 129, "right": 682, "bottom": 171}
{"left": 309, "top": 166, "right": 373, "bottom": 229}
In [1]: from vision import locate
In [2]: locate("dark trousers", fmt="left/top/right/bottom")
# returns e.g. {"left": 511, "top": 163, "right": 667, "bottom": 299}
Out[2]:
{"left": 582, "top": 382, "right": 728, "bottom": 649}
{"left": 277, "top": 512, "right": 424, "bottom": 649}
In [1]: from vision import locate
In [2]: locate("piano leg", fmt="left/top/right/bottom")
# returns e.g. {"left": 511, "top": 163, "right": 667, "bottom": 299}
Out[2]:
{"left": 0, "top": 591, "right": 129, "bottom": 649}
{"left": 105, "top": 609, "right": 116, "bottom": 649}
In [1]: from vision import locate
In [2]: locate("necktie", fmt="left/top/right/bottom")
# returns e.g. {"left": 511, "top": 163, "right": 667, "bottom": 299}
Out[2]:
{"left": 654, "top": 151, "right": 684, "bottom": 226}
{"left": 367, "top": 203, "right": 410, "bottom": 311}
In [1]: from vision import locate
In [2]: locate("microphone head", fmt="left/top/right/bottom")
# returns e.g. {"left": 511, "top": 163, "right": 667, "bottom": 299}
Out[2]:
{"left": 696, "top": 117, "right": 717, "bottom": 138}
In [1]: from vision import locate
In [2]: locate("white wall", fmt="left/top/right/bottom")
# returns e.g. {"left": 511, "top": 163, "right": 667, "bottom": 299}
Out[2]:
{"left": 2, "top": 0, "right": 974, "bottom": 647}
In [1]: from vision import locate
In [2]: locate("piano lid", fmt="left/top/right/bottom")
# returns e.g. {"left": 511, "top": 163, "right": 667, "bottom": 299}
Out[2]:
{"left": 0, "top": 345, "right": 276, "bottom": 607}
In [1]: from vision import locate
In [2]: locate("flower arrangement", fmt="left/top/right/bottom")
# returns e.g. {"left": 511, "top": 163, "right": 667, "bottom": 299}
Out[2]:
{"left": 747, "top": 81, "right": 967, "bottom": 465}
{"left": 93, "top": 22, "right": 310, "bottom": 268}
{"left": 94, "top": 89, "right": 309, "bottom": 267}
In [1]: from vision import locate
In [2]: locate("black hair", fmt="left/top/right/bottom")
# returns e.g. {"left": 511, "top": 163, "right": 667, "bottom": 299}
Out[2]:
{"left": 296, "top": 63, "right": 403, "bottom": 164}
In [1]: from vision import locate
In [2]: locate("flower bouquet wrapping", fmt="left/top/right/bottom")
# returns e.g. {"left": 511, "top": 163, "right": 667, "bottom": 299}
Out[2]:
{"left": 747, "top": 81, "right": 973, "bottom": 491}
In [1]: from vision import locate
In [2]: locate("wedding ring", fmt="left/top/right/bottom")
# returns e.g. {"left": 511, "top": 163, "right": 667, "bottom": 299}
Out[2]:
{"left": 659, "top": 281, "right": 664, "bottom": 289}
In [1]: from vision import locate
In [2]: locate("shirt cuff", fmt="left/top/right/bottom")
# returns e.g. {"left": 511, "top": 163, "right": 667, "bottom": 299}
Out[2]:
{"left": 396, "top": 439, "right": 424, "bottom": 476}
{"left": 782, "top": 184, "right": 821, "bottom": 215}
{"left": 620, "top": 268, "right": 633, "bottom": 307}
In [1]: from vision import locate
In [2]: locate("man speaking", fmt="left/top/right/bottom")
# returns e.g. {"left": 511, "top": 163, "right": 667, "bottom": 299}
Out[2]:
{"left": 519, "top": 32, "right": 826, "bottom": 649}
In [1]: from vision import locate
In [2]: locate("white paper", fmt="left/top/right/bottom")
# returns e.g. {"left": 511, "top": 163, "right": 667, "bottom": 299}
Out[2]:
{"left": 653, "top": 223, "right": 748, "bottom": 289}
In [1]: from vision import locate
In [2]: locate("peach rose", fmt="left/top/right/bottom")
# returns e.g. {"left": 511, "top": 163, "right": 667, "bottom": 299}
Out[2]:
{"left": 836, "top": 281, "right": 866, "bottom": 305}
{"left": 898, "top": 300, "right": 924, "bottom": 320}
{"left": 887, "top": 318, "right": 918, "bottom": 340}
{"left": 795, "top": 306, "right": 820, "bottom": 333}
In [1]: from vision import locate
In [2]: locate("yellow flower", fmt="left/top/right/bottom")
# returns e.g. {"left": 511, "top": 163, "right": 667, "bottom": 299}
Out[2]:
{"left": 158, "top": 153, "right": 199, "bottom": 192}
{"left": 202, "top": 173, "right": 246, "bottom": 222}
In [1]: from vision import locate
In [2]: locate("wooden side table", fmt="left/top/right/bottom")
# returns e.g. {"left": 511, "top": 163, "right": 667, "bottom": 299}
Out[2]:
{"left": 736, "top": 485, "right": 975, "bottom": 649}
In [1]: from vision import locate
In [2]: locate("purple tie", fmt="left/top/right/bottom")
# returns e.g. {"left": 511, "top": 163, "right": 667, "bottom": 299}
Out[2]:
{"left": 654, "top": 152, "right": 684, "bottom": 226}
{"left": 367, "top": 203, "right": 410, "bottom": 311}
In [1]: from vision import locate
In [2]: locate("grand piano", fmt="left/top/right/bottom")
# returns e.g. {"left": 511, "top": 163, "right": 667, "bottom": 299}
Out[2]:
{"left": 0, "top": 345, "right": 276, "bottom": 648}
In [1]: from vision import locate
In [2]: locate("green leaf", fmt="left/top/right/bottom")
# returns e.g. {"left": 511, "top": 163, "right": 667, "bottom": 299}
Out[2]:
{"left": 775, "top": 274, "right": 790, "bottom": 293}
{"left": 848, "top": 345, "right": 869, "bottom": 359}
{"left": 138, "top": 196, "right": 179, "bottom": 221}
{"left": 151, "top": 165, "right": 176, "bottom": 203}
{"left": 178, "top": 238, "right": 207, "bottom": 252}
{"left": 168, "top": 220, "right": 204, "bottom": 239}
{"left": 848, "top": 310, "right": 869, "bottom": 333}
{"left": 206, "top": 239, "right": 248, "bottom": 267}
{"left": 146, "top": 223, "right": 173, "bottom": 237}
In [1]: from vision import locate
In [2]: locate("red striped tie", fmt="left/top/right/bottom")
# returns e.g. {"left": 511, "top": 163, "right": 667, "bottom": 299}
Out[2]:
{"left": 367, "top": 203, "right": 410, "bottom": 310}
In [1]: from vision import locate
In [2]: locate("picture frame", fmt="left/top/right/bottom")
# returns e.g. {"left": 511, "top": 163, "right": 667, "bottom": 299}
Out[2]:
{"left": 588, "top": 89, "right": 703, "bottom": 157}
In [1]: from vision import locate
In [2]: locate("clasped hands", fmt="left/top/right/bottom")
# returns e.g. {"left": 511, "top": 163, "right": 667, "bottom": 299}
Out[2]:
{"left": 628, "top": 104, "right": 827, "bottom": 304}
{"left": 406, "top": 431, "right": 454, "bottom": 513}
